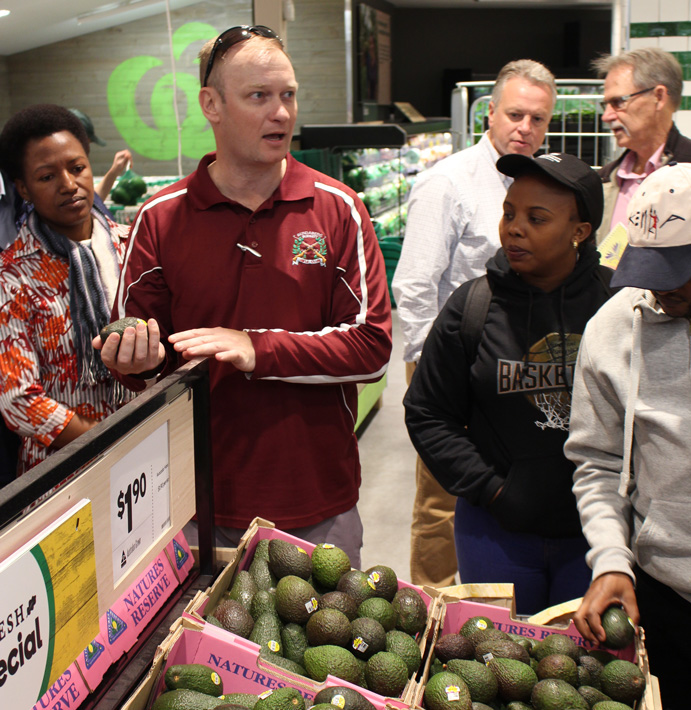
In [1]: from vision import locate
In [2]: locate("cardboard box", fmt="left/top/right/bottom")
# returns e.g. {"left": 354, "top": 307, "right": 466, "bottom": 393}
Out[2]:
{"left": 165, "top": 530, "right": 195, "bottom": 584}
{"left": 437, "top": 595, "right": 635, "bottom": 658}
{"left": 49, "top": 532, "right": 195, "bottom": 710}
{"left": 417, "top": 591, "right": 661, "bottom": 710}
{"left": 31, "top": 663, "right": 90, "bottom": 710}
{"left": 121, "top": 617, "right": 411, "bottom": 710}
{"left": 186, "top": 518, "right": 435, "bottom": 706}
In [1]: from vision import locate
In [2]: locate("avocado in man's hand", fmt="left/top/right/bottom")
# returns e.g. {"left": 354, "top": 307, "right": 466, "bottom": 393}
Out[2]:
{"left": 99, "top": 317, "right": 147, "bottom": 345}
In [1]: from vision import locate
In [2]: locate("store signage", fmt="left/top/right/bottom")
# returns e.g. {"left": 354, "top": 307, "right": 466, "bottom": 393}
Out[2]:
{"left": 0, "top": 500, "right": 98, "bottom": 707}
{"left": 358, "top": 5, "right": 392, "bottom": 106}
{"left": 107, "top": 21, "right": 217, "bottom": 161}
{"left": 110, "top": 422, "right": 171, "bottom": 584}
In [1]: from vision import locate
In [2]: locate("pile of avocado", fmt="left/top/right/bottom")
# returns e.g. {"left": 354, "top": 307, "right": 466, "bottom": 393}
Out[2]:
{"left": 152, "top": 663, "right": 380, "bottom": 710}
{"left": 152, "top": 664, "right": 309, "bottom": 710}
{"left": 205, "top": 539, "right": 428, "bottom": 699}
{"left": 423, "top": 610, "right": 644, "bottom": 710}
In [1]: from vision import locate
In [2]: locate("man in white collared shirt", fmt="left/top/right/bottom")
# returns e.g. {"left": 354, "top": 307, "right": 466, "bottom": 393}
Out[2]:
{"left": 593, "top": 47, "right": 691, "bottom": 245}
{"left": 392, "top": 59, "right": 556, "bottom": 587}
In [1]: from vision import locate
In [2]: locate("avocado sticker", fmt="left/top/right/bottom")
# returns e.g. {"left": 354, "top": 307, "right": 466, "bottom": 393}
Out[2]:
{"left": 352, "top": 637, "right": 369, "bottom": 653}
{"left": 367, "top": 571, "right": 380, "bottom": 590}
{"left": 445, "top": 685, "right": 461, "bottom": 701}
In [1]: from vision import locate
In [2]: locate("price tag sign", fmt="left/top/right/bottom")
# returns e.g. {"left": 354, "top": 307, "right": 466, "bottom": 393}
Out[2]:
{"left": 110, "top": 422, "right": 171, "bottom": 583}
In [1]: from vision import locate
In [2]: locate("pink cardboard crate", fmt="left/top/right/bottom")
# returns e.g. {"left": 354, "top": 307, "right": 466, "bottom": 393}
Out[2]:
{"left": 186, "top": 519, "right": 436, "bottom": 706}
{"left": 438, "top": 596, "right": 636, "bottom": 661}
{"left": 192, "top": 520, "right": 435, "bottom": 621}
{"left": 150, "top": 621, "right": 410, "bottom": 710}
{"left": 164, "top": 530, "right": 194, "bottom": 585}
{"left": 31, "top": 663, "right": 89, "bottom": 710}
{"left": 97, "top": 551, "right": 178, "bottom": 663}
{"left": 424, "top": 596, "right": 661, "bottom": 710}
{"left": 75, "top": 631, "right": 115, "bottom": 693}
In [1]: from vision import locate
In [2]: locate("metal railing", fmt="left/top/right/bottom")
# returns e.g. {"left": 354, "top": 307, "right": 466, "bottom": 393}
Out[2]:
{"left": 451, "top": 79, "right": 618, "bottom": 168}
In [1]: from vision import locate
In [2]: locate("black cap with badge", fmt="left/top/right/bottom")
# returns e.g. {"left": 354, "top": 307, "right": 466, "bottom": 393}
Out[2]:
{"left": 496, "top": 152, "right": 604, "bottom": 231}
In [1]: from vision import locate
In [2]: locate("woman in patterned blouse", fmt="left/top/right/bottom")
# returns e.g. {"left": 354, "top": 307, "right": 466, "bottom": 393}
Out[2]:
{"left": 0, "top": 104, "right": 133, "bottom": 475}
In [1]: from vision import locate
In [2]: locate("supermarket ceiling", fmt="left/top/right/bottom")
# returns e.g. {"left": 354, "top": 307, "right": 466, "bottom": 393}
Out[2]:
{"left": 0, "top": 0, "right": 611, "bottom": 57}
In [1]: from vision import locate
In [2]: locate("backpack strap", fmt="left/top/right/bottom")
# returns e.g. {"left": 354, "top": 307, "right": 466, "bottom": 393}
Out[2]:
{"left": 460, "top": 275, "right": 493, "bottom": 364}
{"left": 595, "top": 264, "right": 617, "bottom": 297}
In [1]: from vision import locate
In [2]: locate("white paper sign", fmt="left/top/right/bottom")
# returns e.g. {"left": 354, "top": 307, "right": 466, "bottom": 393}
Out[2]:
{"left": 110, "top": 422, "right": 171, "bottom": 583}
{"left": 0, "top": 552, "right": 51, "bottom": 706}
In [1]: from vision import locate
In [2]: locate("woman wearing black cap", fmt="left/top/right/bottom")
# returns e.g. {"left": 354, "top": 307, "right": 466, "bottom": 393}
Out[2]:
{"left": 404, "top": 153, "right": 614, "bottom": 615}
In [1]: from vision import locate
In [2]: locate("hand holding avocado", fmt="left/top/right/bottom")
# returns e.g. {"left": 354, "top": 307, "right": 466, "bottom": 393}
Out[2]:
{"left": 573, "top": 572, "right": 639, "bottom": 646}
{"left": 93, "top": 316, "right": 166, "bottom": 376}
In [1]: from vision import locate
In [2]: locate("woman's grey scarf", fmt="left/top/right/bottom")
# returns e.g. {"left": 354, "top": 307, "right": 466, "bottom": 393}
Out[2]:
{"left": 29, "top": 208, "right": 116, "bottom": 385}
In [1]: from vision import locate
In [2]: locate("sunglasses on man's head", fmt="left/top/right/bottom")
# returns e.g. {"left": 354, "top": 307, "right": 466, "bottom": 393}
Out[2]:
{"left": 202, "top": 25, "right": 283, "bottom": 88}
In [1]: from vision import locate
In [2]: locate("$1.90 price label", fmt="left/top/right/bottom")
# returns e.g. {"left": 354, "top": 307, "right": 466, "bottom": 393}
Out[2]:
{"left": 110, "top": 423, "right": 171, "bottom": 583}
{"left": 117, "top": 472, "right": 147, "bottom": 534}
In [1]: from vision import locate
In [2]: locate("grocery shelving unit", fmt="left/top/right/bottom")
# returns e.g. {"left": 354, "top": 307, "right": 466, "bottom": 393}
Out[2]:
{"left": 299, "top": 122, "right": 454, "bottom": 429}
{"left": 0, "top": 359, "right": 218, "bottom": 710}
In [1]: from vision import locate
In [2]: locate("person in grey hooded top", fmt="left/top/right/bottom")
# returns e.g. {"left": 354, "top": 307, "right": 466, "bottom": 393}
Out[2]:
{"left": 565, "top": 162, "right": 691, "bottom": 710}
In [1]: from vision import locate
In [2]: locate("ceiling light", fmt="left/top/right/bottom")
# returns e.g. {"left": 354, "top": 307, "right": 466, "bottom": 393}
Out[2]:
{"left": 0, "top": 9, "right": 10, "bottom": 18}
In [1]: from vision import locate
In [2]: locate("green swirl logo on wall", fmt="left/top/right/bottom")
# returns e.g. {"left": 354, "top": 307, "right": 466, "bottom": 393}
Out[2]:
{"left": 107, "top": 22, "right": 217, "bottom": 161}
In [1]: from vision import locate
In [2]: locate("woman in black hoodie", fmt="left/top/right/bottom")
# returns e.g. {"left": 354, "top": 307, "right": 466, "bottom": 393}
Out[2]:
{"left": 404, "top": 153, "right": 612, "bottom": 615}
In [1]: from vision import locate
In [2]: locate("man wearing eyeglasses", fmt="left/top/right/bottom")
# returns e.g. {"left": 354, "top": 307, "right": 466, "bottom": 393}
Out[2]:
{"left": 96, "top": 26, "right": 392, "bottom": 565}
{"left": 593, "top": 47, "right": 691, "bottom": 245}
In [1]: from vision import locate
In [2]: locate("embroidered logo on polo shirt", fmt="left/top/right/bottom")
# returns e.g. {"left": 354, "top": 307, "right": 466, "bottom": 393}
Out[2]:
{"left": 292, "top": 231, "right": 327, "bottom": 266}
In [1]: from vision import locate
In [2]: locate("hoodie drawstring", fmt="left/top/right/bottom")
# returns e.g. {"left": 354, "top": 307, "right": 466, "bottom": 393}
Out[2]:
{"left": 558, "top": 284, "right": 571, "bottom": 395}
{"left": 522, "top": 289, "right": 534, "bottom": 368}
{"left": 619, "top": 305, "right": 642, "bottom": 496}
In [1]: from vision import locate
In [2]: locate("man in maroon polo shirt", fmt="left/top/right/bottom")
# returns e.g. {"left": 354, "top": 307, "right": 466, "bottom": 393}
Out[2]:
{"left": 95, "top": 26, "right": 392, "bottom": 566}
